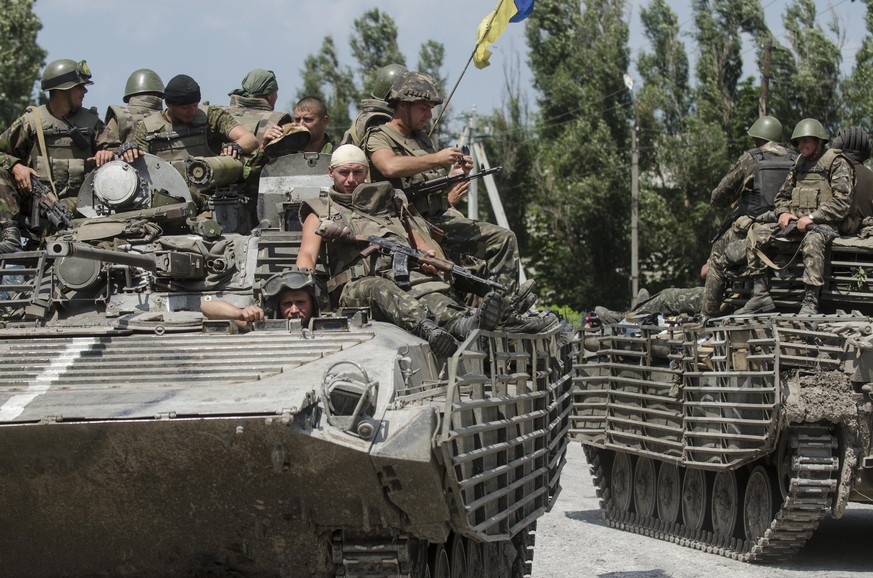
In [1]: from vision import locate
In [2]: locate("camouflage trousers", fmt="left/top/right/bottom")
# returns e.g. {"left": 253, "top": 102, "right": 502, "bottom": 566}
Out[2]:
{"left": 0, "top": 169, "right": 21, "bottom": 222}
{"left": 430, "top": 208, "right": 520, "bottom": 294}
{"left": 702, "top": 227, "right": 748, "bottom": 316}
{"left": 747, "top": 223, "right": 834, "bottom": 286}
{"left": 339, "top": 276, "right": 467, "bottom": 332}
{"left": 635, "top": 287, "right": 704, "bottom": 316}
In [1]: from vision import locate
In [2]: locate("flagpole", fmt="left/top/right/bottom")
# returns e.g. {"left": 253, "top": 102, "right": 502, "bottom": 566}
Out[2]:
{"left": 429, "top": 0, "right": 507, "bottom": 137}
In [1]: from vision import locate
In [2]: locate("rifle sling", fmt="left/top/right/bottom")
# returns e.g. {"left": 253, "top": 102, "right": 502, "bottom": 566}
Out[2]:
{"left": 31, "top": 107, "right": 59, "bottom": 198}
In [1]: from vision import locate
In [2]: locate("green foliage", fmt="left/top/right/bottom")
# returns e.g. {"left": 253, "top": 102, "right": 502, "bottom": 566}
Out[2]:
{"left": 296, "top": 36, "right": 356, "bottom": 141}
{"left": 843, "top": 0, "right": 873, "bottom": 127}
{"left": 0, "top": 0, "right": 45, "bottom": 127}
{"left": 351, "top": 9, "right": 406, "bottom": 102}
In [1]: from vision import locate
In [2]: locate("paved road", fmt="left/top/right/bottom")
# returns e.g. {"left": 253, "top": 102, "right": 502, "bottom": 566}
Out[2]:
{"left": 533, "top": 443, "right": 873, "bottom": 578}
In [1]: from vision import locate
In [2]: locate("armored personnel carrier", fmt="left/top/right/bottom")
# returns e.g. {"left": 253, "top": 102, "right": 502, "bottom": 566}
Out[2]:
{"left": 573, "top": 264, "right": 873, "bottom": 562}
{"left": 0, "top": 152, "right": 575, "bottom": 577}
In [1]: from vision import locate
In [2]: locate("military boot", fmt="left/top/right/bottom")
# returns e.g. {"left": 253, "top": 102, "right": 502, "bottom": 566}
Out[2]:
{"left": 798, "top": 285, "right": 822, "bottom": 315}
{"left": 415, "top": 319, "right": 459, "bottom": 357}
{"left": 594, "top": 305, "right": 624, "bottom": 325}
{"left": 733, "top": 276, "right": 775, "bottom": 315}
{"left": 448, "top": 291, "right": 504, "bottom": 340}
{"left": 700, "top": 268, "right": 726, "bottom": 318}
{"left": 508, "top": 279, "right": 537, "bottom": 315}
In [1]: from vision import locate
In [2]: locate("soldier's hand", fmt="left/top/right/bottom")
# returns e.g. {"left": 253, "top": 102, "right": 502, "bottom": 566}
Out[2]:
{"left": 221, "top": 142, "right": 244, "bottom": 159}
{"left": 435, "top": 147, "right": 463, "bottom": 167}
{"left": 796, "top": 215, "right": 814, "bottom": 232}
{"left": 261, "top": 125, "right": 284, "bottom": 148}
{"left": 453, "top": 154, "right": 474, "bottom": 175}
{"left": 777, "top": 212, "right": 796, "bottom": 230}
{"left": 118, "top": 142, "right": 142, "bottom": 164}
{"left": 447, "top": 182, "right": 469, "bottom": 207}
{"left": 92, "top": 150, "right": 115, "bottom": 167}
{"left": 237, "top": 305, "right": 266, "bottom": 323}
{"left": 10, "top": 163, "right": 37, "bottom": 192}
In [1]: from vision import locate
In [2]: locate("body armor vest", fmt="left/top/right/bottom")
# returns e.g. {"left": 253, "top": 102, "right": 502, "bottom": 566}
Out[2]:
{"left": 302, "top": 182, "right": 449, "bottom": 295}
{"left": 106, "top": 95, "right": 162, "bottom": 143}
{"left": 142, "top": 106, "right": 212, "bottom": 162}
{"left": 741, "top": 146, "right": 797, "bottom": 216}
{"left": 227, "top": 95, "right": 289, "bottom": 142}
{"left": 788, "top": 149, "right": 841, "bottom": 217}
{"left": 342, "top": 99, "right": 394, "bottom": 146}
{"left": 26, "top": 105, "right": 100, "bottom": 195}
{"left": 365, "top": 123, "right": 448, "bottom": 217}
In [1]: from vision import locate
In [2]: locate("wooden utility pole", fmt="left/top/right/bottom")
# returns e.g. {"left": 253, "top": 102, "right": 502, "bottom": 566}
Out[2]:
{"left": 759, "top": 38, "right": 771, "bottom": 117}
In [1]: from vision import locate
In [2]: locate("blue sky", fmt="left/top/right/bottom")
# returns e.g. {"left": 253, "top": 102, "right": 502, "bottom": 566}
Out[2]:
{"left": 33, "top": 0, "right": 867, "bottom": 134}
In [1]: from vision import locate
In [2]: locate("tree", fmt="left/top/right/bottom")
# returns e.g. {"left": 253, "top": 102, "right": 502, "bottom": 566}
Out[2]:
{"left": 843, "top": 0, "right": 873, "bottom": 127}
{"left": 525, "top": 0, "right": 632, "bottom": 309}
{"left": 296, "top": 36, "right": 356, "bottom": 141}
{"left": 351, "top": 9, "right": 406, "bottom": 100}
{"left": 0, "top": 0, "right": 45, "bottom": 127}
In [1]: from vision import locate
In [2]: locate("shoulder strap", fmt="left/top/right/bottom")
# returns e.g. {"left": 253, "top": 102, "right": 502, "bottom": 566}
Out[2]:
{"left": 30, "top": 106, "right": 58, "bottom": 196}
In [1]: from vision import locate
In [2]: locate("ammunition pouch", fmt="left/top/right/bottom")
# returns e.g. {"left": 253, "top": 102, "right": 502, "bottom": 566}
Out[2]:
{"left": 731, "top": 215, "right": 754, "bottom": 233}
{"left": 411, "top": 190, "right": 449, "bottom": 219}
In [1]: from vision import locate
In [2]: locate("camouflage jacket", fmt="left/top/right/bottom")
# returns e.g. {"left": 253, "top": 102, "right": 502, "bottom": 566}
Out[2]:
{"left": 710, "top": 141, "right": 793, "bottom": 209}
{"left": 226, "top": 95, "right": 291, "bottom": 143}
{"left": 775, "top": 148, "right": 854, "bottom": 226}
{"left": 105, "top": 95, "right": 163, "bottom": 143}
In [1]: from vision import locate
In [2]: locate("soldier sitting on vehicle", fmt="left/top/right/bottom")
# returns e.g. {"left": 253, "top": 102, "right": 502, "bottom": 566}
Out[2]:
{"left": 294, "top": 97, "right": 334, "bottom": 154}
{"left": 296, "top": 144, "right": 505, "bottom": 357}
{"left": 105, "top": 69, "right": 165, "bottom": 143}
{"left": 200, "top": 267, "right": 320, "bottom": 331}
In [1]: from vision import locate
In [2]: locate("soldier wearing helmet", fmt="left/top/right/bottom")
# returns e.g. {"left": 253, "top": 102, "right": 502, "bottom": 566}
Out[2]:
{"left": 832, "top": 127, "right": 873, "bottom": 223}
{"left": 200, "top": 267, "right": 320, "bottom": 330}
{"left": 105, "top": 69, "right": 165, "bottom": 143}
{"left": 0, "top": 58, "right": 119, "bottom": 241}
{"left": 745, "top": 118, "right": 855, "bottom": 315}
{"left": 364, "top": 70, "right": 525, "bottom": 305}
{"left": 701, "top": 115, "right": 796, "bottom": 318}
{"left": 341, "top": 63, "right": 407, "bottom": 147}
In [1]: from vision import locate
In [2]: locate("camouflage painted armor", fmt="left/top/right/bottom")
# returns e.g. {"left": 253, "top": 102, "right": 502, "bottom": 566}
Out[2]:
{"left": 0, "top": 104, "right": 118, "bottom": 197}
{"left": 105, "top": 95, "right": 163, "bottom": 143}
{"left": 300, "top": 181, "right": 468, "bottom": 333}
{"left": 226, "top": 95, "right": 291, "bottom": 143}
{"left": 365, "top": 124, "right": 520, "bottom": 293}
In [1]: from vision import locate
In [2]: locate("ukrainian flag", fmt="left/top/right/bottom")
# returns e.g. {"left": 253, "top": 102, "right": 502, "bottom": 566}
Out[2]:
{"left": 474, "top": 0, "right": 535, "bottom": 69}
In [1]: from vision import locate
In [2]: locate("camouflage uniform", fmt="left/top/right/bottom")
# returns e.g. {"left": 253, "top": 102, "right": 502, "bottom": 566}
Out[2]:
{"left": 365, "top": 123, "right": 520, "bottom": 293}
{"left": 701, "top": 141, "right": 795, "bottom": 316}
{"left": 746, "top": 148, "right": 854, "bottom": 286}
{"left": 105, "top": 95, "right": 163, "bottom": 143}
{"left": 0, "top": 104, "right": 119, "bottom": 205}
{"left": 226, "top": 95, "right": 290, "bottom": 144}
{"left": 301, "top": 181, "right": 469, "bottom": 334}
{"left": 636, "top": 287, "right": 704, "bottom": 316}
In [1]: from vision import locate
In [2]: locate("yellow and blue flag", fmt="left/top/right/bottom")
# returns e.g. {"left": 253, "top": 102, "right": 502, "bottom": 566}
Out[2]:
{"left": 473, "top": 0, "right": 535, "bottom": 69}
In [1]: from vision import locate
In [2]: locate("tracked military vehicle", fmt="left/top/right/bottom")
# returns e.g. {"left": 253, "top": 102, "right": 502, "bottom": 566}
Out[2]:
{"left": 0, "top": 152, "right": 575, "bottom": 577}
{"left": 572, "top": 239, "right": 873, "bottom": 562}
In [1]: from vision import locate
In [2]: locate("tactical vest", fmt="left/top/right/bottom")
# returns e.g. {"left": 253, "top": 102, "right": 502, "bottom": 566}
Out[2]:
{"left": 142, "top": 106, "right": 212, "bottom": 162}
{"left": 342, "top": 99, "right": 394, "bottom": 146}
{"left": 105, "top": 95, "right": 162, "bottom": 143}
{"left": 226, "top": 95, "right": 289, "bottom": 142}
{"left": 365, "top": 123, "right": 448, "bottom": 218}
{"left": 740, "top": 146, "right": 797, "bottom": 216}
{"left": 301, "top": 182, "right": 449, "bottom": 296}
{"left": 26, "top": 105, "right": 100, "bottom": 195}
{"left": 788, "top": 149, "right": 841, "bottom": 217}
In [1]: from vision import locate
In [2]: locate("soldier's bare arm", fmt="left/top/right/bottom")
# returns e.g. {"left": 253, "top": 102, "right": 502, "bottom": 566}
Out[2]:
{"left": 297, "top": 213, "right": 323, "bottom": 271}
{"left": 370, "top": 146, "right": 462, "bottom": 179}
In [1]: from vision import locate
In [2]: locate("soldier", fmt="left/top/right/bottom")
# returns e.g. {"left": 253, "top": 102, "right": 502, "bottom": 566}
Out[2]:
{"left": 746, "top": 118, "right": 855, "bottom": 315}
{"left": 122, "top": 74, "right": 258, "bottom": 203}
{"left": 597, "top": 266, "right": 707, "bottom": 323}
{"left": 702, "top": 115, "right": 796, "bottom": 317}
{"left": 200, "top": 268, "right": 319, "bottom": 330}
{"left": 364, "top": 70, "right": 525, "bottom": 303}
{"left": 226, "top": 69, "right": 291, "bottom": 147}
{"left": 294, "top": 97, "right": 333, "bottom": 153}
{"left": 832, "top": 127, "right": 873, "bottom": 223}
{"left": 296, "top": 144, "right": 504, "bottom": 357}
{"left": 105, "top": 69, "right": 165, "bottom": 143}
{"left": 0, "top": 58, "right": 119, "bottom": 219}
{"left": 341, "top": 63, "right": 407, "bottom": 147}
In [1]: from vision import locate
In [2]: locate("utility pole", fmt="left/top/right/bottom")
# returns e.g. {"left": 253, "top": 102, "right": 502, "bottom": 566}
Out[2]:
{"left": 467, "top": 109, "right": 479, "bottom": 220}
{"left": 759, "top": 38, "right": 771, "bottom": 117}
{"left": 624, "top": 74, "right": 639, "bottom": 306}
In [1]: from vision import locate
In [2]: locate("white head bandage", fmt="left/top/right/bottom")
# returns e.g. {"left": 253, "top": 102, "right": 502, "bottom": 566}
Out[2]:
{"left": 330, "top": 144, "right": 368, "bottom": 168}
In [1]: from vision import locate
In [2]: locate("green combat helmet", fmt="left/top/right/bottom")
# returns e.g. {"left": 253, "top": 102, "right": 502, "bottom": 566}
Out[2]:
{"left": 747, "top": 115, "right": 782, "bottom": 142}
{"left": 257, "top": 267, "right": 326, "bottom": 318}
{"left": 41, "top": 59, "right": 93, "bottom": 91}
{"left": 371, "top": 64, "right": 408, "bottom": 100}
{"left": 124, "top": 69, "right": 165, "bottom": 103}
{"left": 791, "top": 118, "right": 828, "bottom": 145}
{"left": 387, "top": 71, "right": 443, "bottom": 105}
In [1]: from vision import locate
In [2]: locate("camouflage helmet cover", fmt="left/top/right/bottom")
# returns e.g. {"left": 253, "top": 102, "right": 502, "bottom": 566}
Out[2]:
{"left": 371, "top": 64, "right": 408, "bottom": 100}
{"left": 747, "top": 115, "right": 782, "bottom": 142}
{"left": 387, "top": 71, "right": 443, "bottom": 105}
{"left": 790, "top": 118, "right": 828, "bottom": 145}
{"left": 124, "top": 69, "right": 165, "bottom": 102}
{"left": 42, "top": 59, "right": 93, "bottom": 91}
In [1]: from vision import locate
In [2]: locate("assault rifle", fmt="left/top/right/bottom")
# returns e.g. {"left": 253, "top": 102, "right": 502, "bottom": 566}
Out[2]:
{"left": 757, "top": 210, "right": 840, "bottom": 241}
{"left": 29, "top": 176, "right": 75, "bottom": 230}
{"left": 404, "top": 165, "right": 503, "bottom": 200}
{"left": 366, "top": 235, "right": 507, "bottom": 293}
